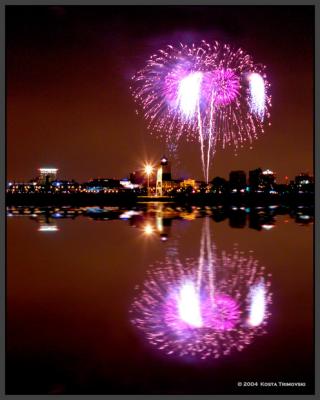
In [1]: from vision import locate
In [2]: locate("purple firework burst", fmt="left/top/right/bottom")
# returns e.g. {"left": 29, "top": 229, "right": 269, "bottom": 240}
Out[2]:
{"left": 131, "top": 41, "right": 272, "bottom": 182}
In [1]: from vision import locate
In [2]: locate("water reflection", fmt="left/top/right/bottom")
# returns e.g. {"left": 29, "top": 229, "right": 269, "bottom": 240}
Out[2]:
{"left": 6, "top": 203, "right": 314, "bottom": 240}
{"left": 130, "top": 217, "right": 272, "bottom": 361}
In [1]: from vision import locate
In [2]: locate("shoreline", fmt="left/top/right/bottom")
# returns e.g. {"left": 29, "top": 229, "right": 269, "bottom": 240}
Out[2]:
{"left": 6, "top": 192, "right": 315, "bottom": 207}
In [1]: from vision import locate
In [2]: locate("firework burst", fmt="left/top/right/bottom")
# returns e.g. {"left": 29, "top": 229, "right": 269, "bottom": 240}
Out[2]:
{"left": 131, "top": 41, "right": 272, "bottom": 182}
{"left": 130, "top": 218, "right": 272, "bottom": 361}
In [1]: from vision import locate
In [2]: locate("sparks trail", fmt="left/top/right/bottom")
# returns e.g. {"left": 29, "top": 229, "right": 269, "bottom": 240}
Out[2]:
{"left": 131, "top": 41, "right": 272, "bottom": 182}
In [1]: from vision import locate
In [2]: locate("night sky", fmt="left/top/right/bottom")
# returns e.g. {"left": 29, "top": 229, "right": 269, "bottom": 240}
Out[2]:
{"left": 7, "top": 5, "right": 314, "bottom": 183}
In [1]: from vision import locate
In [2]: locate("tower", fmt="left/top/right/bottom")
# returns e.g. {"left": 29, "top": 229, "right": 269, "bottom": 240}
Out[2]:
{"left": 156, "top": 156, "right": 172, "bottom": 196}
{"left": 156, "top": 166, "right": 163, "bottom": 196}
{"left": 160, "top": 156, "right": 171, "bottom": 181}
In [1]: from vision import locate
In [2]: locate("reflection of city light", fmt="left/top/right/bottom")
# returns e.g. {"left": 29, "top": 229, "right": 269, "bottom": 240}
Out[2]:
{"left": 143, "top": 224, "right": 154, "bottom": 235}
{"left": 156, "top": 216, "right": 163, "bottom": 232}
{"left": 38, "top": 225, "right": 58, "bottom": 232}
{"left": 299, "top": 215, "right": 310, "bottom": 220}
{"left": 261, "top": 224, "right": 275, "bottom": 230}
{"left": 247, "top": 281, "right": 266, "bottom": 327}
{"left": 119, "top": 210, "right": 141, "bottom": 220}
{"left": 52, "top": 213, "right": 62, "bottom": 218}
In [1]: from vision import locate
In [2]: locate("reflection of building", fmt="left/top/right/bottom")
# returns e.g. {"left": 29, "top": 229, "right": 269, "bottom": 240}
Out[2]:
{"left": 38, "top": 168, "right": 58, "bottom": 184}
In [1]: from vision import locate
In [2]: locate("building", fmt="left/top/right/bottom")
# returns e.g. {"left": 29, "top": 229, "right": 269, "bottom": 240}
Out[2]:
{"left": 160, "top": 156, "right": 172, "bottom": 181}
{"left": 249, "top": 168, "right": 263, "bottom": 188}
{"left": 249, "top": 168, "right": 276, "bottom": 193}
{"left": 294, "top": 173, "right": 314, "bottom": 186}
{"left": 229, "top": 170, "right": 246, "bottom": 193}
{"left": 83, "top": 178, "right": 121, "bottom": 193}
{"left": 261, "top": 169, "right": 276, "bottom": 186}
{"left": 156, "top": 156, "right": 173, "bottom": 196}
{"left": 38, "top": 168, "right": 58, "bottom": 185}
{"left": 211, "top": 177, "right": 228, "bottom": 195}
{"left": 180, "top": 179, "right": 196, "bottom": 189}
{"left": 294, "top": 173, "right": 314, "bottom": 195}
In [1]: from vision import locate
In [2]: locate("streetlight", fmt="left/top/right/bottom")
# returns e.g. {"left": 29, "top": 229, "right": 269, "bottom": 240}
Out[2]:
{"left": 143, "top": 223, "right": 154, "bottom": 235}
{"left": 144, "top": 164, "right": 153, "bottom": 196}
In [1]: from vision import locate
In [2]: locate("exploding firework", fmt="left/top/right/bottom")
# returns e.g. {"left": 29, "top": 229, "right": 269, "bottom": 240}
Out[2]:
{"left": 130, "top": 218, "right": 272, "bottom": 361}
{"left": 131, "top": 41, "right": 271, "bottom": 182}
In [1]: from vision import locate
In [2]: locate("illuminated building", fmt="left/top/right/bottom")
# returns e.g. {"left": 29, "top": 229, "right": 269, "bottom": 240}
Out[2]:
{"left": 160, "top": 156, "right": 171, "bottom": 181}
{"left": 180, "top": 179, "right": 196, "bottom": 189}
{"left": 156, "top": 156, "right": 182, "bottom": 195}
{"left": 262, "top": 169, "right": 276, "bottom": 185}
{"left": 156, "top": 165, "right": 163, "bottom": 196}
{"left": 120, "top": 178, "right": 140, "bottom": 190}
{"left": 249, "top": 168, "right": 276, "bottom": 193}
{"left": 38, "top": 168, "right": 58, "bottom": 184}
{"left": 83, "top": 178, "right": 121, "bottom": 192}
{"left": 156, "top": 155, "right": 171, "bottom": 196}
{"left": 295, "top": 173, "right": 314, "bottom": 186}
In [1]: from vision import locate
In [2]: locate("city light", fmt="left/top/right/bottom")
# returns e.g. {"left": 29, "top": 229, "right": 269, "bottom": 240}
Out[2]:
{"left": 39, "top": 168, "right": 58, "bottom": 173}
{"left": 143, "top": 224, "right": 154, "bottom": 235}
{"left": 144, "top": 164, "right": 153, "bottom": 176}
{"left": 261, "top": 224, "right": 275, "bottom": 230}
{"left": 262, "top": 169, "right": 274, "bottom": 175}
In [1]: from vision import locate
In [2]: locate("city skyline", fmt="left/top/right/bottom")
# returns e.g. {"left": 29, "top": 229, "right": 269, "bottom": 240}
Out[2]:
{"left": 7, "top": 6, "right": 313, "bottom": 182}
{"left": 6, "top": 159, "right": 314, "bottom": 186}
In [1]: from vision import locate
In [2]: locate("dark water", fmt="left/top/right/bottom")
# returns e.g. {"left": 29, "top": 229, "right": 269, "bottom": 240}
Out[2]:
{"left": 6, "top": 204, "right": 314, "bottom": 394}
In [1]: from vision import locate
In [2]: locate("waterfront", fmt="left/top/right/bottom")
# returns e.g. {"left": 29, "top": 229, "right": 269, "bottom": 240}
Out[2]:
{"left": 6, "top": 203, "right": 314, "bottom": 394}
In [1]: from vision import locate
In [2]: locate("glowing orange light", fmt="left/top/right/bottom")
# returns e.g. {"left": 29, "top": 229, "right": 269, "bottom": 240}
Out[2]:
{"left": 144, "top": 164, "right": 153, "bottom": 176}
{"left": 144, "top": 224, "right": 154, "bottom": 235}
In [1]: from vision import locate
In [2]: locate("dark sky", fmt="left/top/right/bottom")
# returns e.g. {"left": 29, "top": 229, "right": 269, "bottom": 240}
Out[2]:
{"left": 7, "top": 5, "right": 314, "bottom": 183}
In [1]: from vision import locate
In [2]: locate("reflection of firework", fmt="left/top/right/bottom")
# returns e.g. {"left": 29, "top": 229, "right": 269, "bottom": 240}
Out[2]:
{"left": 131, "top": 41, "right": 271, "bottom": 182}
{"left": 130, "top": 219, "right": 272, "bottom": 361}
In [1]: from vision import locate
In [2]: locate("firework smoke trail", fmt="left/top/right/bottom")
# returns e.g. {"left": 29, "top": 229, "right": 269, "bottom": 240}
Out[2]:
{"left": 130, "top": 218, "right": 273, "bottom": 360}
{"left": 131, "top": 41, "right": 271, "bottom": 183}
